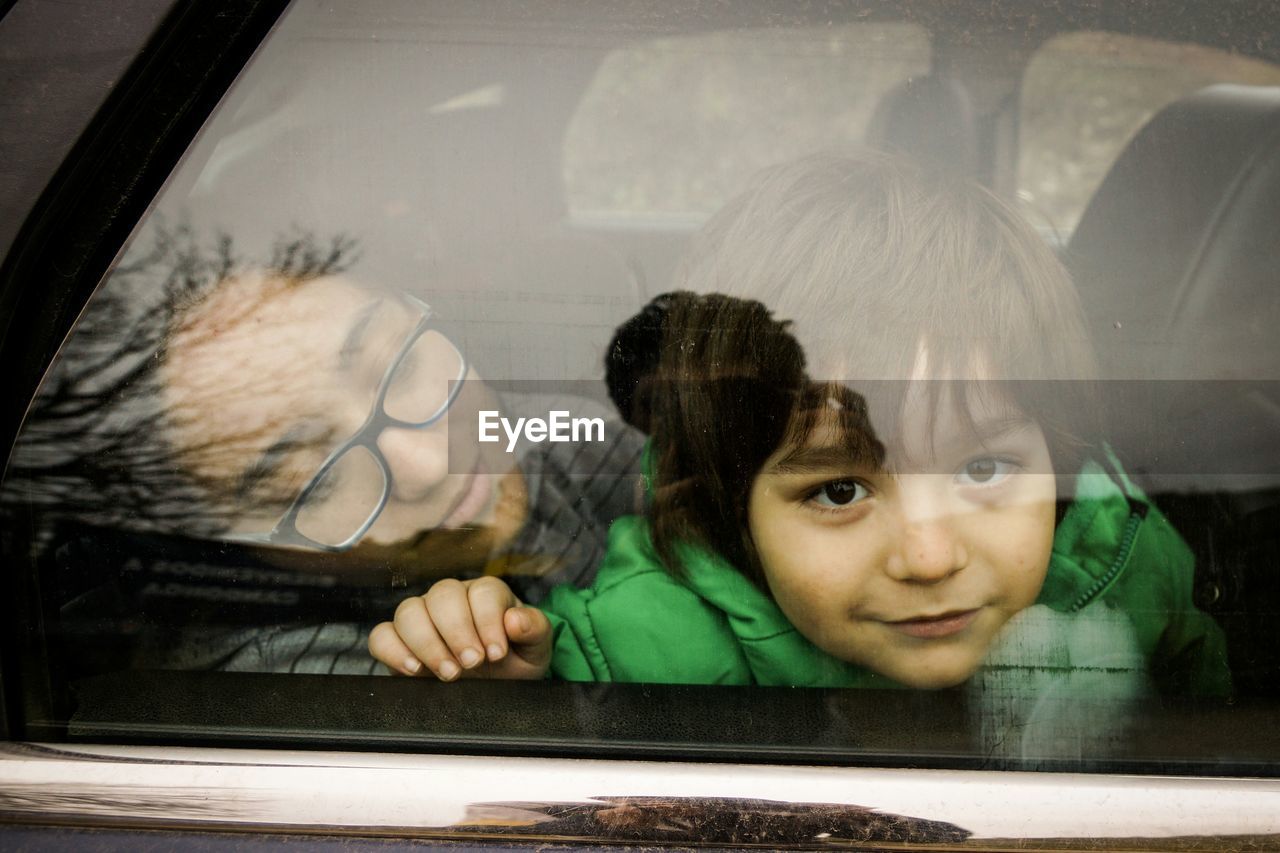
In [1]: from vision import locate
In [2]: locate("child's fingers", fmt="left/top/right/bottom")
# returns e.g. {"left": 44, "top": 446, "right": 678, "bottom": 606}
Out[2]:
{"left": 367, "top": 620, "right": 425, "bottom": 676}
{"left": 392, "top": 593, "right": 465, "bottom": 681}
{"left": 420, "top": 578, "right": 492, "bottom": 671}
{"left": 372, "top": 578, "right": 546, "bottom": 681}
{"left": 464, "top": 576, "right": 520, "bottom": 662}
{"left": 503, "top": 605, "right": 554, "bottom": 669}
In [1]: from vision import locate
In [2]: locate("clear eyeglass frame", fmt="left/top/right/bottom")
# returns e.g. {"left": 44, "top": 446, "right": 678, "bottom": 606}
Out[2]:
{"left": 229, "top": 291, "right": 467, "bottom": 552}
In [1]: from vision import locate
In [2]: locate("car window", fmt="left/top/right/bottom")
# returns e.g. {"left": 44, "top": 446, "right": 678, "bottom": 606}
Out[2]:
{"left": 564, "top": 22, "right": 930, "bottom": 221}
{"left": 5, "top": 0, "right": 1280, "bottom": 811}
{"left": 1017, "top": 30, "right": 1280, "bottom": 238}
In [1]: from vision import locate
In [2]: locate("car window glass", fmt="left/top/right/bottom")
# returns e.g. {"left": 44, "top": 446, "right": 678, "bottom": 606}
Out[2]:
{"left": 563, "top": 23, "right": 930, "bottom": 221}
{"left": 2, "top": 0, "right": 1279, "bottom": 779}
{"left": 1017, "top": 31, "right": 1280, "bottom": 238}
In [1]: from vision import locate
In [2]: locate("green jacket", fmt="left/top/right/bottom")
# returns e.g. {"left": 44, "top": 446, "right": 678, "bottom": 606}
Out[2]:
{"left": 541, "top": 459, "right": 1231, "bottom": 696}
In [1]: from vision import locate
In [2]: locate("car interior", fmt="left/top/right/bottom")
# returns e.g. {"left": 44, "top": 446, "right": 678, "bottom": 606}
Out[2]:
{"left": 1066, "top": 83, "right": 1280, "bottom": 697}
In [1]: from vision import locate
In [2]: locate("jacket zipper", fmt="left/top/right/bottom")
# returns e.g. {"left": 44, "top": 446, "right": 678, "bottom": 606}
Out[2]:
{"left": 1070, "top": 506, "right": 1144, "bottom": 612}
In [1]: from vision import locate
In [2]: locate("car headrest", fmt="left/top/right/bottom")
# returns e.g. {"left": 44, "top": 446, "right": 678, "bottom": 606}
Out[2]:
{"left": 1067, "top": 85, "right": 1280, "bottom": 379}
{"left": 866, "top": 75, "right": 981, "bottom": 177}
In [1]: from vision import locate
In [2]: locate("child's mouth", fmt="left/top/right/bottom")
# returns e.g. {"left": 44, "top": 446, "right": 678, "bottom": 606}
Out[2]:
{"left": 886, "top": 608, "right": 980, "bottom": 639}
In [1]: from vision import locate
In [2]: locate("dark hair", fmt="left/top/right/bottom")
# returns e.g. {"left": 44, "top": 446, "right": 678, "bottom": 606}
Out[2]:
{"left": 646, "top": 152, "right": 1101, "bottom": 583}
{"left": 0, "top": 224, "right": 357, "bottom": 536}
{"left": 645, "top": 293, "right": 803, "bottom": 580}
{"left": 604, "top": 291, "right": 697, "bottom": 433}
{"left": 646, "top": 294, "right": 884, "bottom": 585}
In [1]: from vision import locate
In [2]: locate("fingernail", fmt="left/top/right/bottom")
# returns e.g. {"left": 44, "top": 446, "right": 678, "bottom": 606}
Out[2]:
{"left": 438, "top": 660, "right": 460, "bottom": 681}
{"left": 514, "top": 609, "right": 531, "bottom": 633}
{"left": 403, "top": 657, "right": 422, "bottom": 675}
{"left": 458, "top": 648, "right": 482, "bottom": 668}
{"left": 487, "top": 643, "right": 504, "bottom": 661}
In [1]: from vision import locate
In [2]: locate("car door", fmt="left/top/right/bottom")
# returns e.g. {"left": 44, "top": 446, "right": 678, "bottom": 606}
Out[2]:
{"left": 4, "top": 1, "right": 1280, "bottom": 848}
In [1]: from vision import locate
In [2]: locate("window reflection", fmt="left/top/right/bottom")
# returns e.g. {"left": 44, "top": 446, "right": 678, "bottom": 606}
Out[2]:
{"left": 372, "top": 153, "right": 1231, "bottom": 763}
{"left": 4, "top": 0, "right": 1279, "bottom": 774}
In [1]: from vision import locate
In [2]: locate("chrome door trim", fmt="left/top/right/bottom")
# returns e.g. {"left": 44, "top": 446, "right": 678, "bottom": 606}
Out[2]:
{"left": 2, "top": 742, "right": 1279, "bottom": 848}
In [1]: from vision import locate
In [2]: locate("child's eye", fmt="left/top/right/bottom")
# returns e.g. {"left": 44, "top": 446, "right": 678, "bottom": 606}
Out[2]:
{"left": 956, "top": 456, "right": 1019, "bottom": 487}
{"left": 807, "top": 479, "right": 869, "bottom": 509}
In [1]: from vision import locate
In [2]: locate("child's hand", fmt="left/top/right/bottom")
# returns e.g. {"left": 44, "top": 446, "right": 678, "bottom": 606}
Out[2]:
{"left": 368, "top": 577, "right": 553, "bottom": 680}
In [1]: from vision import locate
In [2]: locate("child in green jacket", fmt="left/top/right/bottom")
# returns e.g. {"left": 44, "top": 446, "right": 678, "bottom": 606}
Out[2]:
{"left": 369, "top": 152, "right": 1230, "bottom": 698}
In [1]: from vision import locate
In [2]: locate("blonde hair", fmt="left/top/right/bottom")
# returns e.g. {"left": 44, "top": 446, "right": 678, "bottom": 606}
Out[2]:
{"left": 674, "top": 151, "right": 1096, "bottom": 383}
{"left": 648, "top": 152, "right": 1101, "bottom": 582}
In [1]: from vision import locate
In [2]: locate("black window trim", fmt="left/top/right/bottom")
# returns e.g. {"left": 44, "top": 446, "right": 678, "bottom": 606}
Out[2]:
{"left": 0, "top": 0, "right": 290, "bottom": 743}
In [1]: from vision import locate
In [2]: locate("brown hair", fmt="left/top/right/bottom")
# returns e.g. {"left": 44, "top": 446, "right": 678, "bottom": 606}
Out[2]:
{"left": 647, "top": 293, "right": 796, "bottom": 580}
{"left": 647, "top": 292, "right": 884, "bottom": 584}
{"left": 647, "top": 152, "right": 1100, "bottom": 583}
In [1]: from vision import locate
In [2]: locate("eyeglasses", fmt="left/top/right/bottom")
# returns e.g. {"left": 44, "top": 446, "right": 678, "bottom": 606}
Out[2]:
{"left": 231, "top": 292, "right": 467, "bottom": 552}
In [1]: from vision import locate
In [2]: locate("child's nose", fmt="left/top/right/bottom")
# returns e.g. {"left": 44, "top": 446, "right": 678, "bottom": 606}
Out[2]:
{"left": 885, "top": 483, "right": 968, "bottom": 584}
{"left": 377, "top": 425, "right": 450, "bottom": 500}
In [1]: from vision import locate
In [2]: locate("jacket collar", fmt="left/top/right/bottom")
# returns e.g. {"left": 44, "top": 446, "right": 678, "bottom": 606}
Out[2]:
{"left": 1037, "top": 456, "right": 1149, "bottom": 613}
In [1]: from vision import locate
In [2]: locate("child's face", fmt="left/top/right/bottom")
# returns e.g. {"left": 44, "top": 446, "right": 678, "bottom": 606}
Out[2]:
{"left": 747, "top": 381, "right": 1057, "bottom": 689}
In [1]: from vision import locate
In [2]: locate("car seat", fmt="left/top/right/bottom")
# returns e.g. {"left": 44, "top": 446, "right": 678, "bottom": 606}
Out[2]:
{"left": 866, "top": 75, "right": 983, "bottom": 178}
{"left": 1066, "top": 84, "right": 1280, "bottom": 696}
